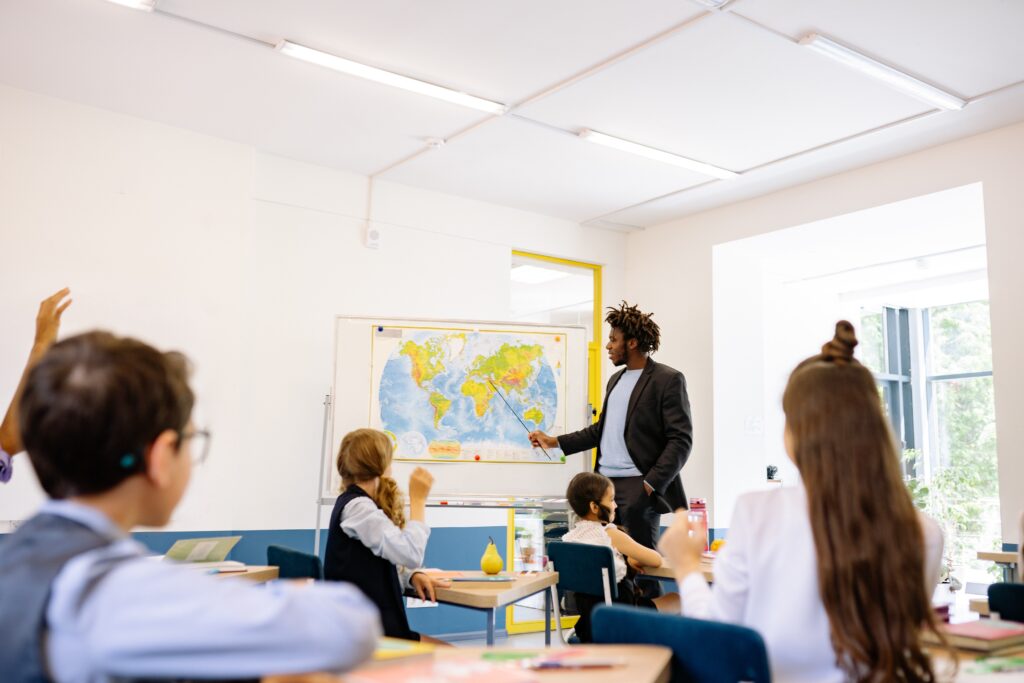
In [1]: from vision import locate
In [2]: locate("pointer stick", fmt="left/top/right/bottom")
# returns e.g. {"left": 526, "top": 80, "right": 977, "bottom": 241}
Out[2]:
{"left": 487, "top": 379, "right": 554, "bottom": 460}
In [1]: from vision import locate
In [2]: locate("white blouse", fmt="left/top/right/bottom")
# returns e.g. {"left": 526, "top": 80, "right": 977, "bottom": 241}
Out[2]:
{"left": 680, "top": 485, "right": 943, "bottom": 683}
{"left": 562, "top": 520, "right": 628, "bottom": 583}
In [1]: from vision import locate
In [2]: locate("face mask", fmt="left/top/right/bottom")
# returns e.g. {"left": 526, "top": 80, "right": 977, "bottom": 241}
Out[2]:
{"left": 596, "top": 503, "right": 613, "bottom": 524}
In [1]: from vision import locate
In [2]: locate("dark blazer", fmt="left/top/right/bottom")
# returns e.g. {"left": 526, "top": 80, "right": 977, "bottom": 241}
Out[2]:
{"left": 558, "top": 358, "right": 693, "bottom": 512}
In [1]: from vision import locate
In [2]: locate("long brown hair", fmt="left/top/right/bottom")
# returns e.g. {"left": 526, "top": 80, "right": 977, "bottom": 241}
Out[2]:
{"left": 337, "top": 429, "right": 405, "bottom": 528}
{"left": 783, "top": 321, "right": 941, "bottom": 682}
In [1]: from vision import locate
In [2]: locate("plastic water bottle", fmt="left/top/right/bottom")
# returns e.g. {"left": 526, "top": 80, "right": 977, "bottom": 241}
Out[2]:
{"left": 688, "top": 498, "right": 709, "bottom": 552}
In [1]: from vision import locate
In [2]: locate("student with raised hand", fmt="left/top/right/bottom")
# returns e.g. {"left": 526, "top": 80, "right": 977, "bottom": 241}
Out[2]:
{"left": 0, "top": 331, "right": 380, "bottom": 682}
{"left": 0, "top": 288, "right": 72, "bottom": 483}
{"left": 659, "top": 321, "right": 945, "bottom": 683}
{"left": 324, "top": 429, "right": 450, "bottom": 642}
{"left": 562, "top": 471, "right": 679, "bottom": 642}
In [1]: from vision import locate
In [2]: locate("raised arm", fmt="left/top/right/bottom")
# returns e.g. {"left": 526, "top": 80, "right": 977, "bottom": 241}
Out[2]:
{"left": 1, "top": 288, "right": 72, "bottom": 454}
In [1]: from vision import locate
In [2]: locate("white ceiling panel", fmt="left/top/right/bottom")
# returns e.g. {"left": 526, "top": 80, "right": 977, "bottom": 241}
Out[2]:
{"left": 0, "top": 0, "right": 485, "bottom": 175}
{"left": 2, "top": 0, "right": 1024, "bottom": 227}
{"left": 380, "top": 116, "right": 710, "bottom": 222}
{"left": 157, "top": 0, "right": 706, "bottom": 105}
{"left": 737, "top": 0, "right": 1024, "bottom": 98}
{"left": 518, "top": 12, "right": 931, "bottom": 172}
{"left": 600, "top": 82, "right": 1024, "bottom": 227}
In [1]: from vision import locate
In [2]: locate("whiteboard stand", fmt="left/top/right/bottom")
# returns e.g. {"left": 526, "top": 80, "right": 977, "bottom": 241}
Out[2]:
{"left": 313, "top": 392, "right": 332, "bottom": 558}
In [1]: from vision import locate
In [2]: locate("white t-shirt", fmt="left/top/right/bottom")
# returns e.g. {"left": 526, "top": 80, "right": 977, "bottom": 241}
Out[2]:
{"left": 680, "top": 485, "right": 943, "bottom": 683}
{"left": 562, "top": 519, "right": 627, "bottom": 583}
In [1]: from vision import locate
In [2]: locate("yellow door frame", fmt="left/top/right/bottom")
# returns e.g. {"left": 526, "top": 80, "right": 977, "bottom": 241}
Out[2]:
{"left": 506, "top": 250, "right": 603, "bottom": 635}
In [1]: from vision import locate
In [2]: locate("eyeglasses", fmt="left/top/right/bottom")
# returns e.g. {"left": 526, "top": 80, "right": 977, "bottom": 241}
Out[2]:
{"left": 178, "top": 428, "right": 212, "bottom": 465}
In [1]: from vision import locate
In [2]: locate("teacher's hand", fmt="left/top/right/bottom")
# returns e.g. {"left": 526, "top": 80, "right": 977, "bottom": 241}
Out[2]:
{"left": 643, "top": 481, "right": 654, "bottom": 496}
{"left": 527, "top": 430, "right": 558, "bottom": 450}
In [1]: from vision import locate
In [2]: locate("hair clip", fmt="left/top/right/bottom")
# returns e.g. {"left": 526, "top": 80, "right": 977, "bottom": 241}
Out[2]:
{"left": 120, "top": 454, "right": 137, "bottom": 469}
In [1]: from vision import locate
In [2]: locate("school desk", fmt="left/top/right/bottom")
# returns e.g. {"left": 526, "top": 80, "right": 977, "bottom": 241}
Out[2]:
{"left": 420, "top": 570, "right": 559, "bottom": 646}
{"left": 971, "top": 597, "right": 991, "bottom": 617}
{"left": 977, "top": 550, "right": 1019, "bottom": 583}
{"left": 930, "top": 643, "right": 1024, "bottom": 681}
{"left": 216, "top": 565, "right": 280, "bottom": 583}
{"left": 640, "top": 556, "right": 715, "bottom": 583}
{"left": 341, "top": 643, "right": 672, "bottom": 683}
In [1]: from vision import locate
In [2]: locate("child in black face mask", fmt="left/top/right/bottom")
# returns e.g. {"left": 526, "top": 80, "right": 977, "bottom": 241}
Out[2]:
{"left": 561, "top": 472, "right": 679, "bottom": 642}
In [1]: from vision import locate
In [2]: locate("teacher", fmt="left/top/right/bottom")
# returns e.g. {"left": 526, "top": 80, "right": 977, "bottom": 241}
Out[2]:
{"left": 529, "top": 301, "right": 693, "bottom": 553}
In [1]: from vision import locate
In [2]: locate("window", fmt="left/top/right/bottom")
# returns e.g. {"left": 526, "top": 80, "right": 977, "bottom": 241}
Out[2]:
{"left": 862, "top": 301, "right": 1000, "bottom": 582}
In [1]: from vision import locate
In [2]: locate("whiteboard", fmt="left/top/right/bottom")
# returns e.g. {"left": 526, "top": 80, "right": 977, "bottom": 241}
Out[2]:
{"left": 323, "top": 316, "right": 591, "bottom": 500}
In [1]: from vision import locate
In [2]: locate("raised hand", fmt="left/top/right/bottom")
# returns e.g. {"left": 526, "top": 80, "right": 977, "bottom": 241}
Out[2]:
{"left": 408, "top": 466, "right": 434, "bottom": 503}
{"left": 657, "top": 510, "right": 705, "bottom": 578}
{"left": 34, "top": 287, "right": 72, "bottom": 351}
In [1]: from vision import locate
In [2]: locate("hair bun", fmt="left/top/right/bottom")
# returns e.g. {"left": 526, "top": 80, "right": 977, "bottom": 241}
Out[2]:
{"left": 821, "top": 320, "right": 858, "bottom": 364}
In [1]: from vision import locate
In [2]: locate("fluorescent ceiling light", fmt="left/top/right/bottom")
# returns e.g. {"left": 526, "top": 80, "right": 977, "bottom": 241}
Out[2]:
{"left": 690, "top": 0, "right": 732, "bottom": 8}
{"left": 511, "top": 265, "right": 571, "bottom": 285}
{"left": 799, "top": 33, "right": 966, "bottom": 111}
{"left": 579, "top": 129, "right": 738, "bottom": 180}
{"left": 275, "top": 40, "right": 507, "bottom": 115}
{"left": 103, "top": 0, "right": 155, "bottom": 10}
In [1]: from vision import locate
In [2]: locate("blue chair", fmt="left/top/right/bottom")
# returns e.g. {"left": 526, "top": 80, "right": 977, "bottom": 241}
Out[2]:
{"left": 592, "top": 604, "right": 772, "bottom": 683}
{"left": 989, "top": 582, "right": 1024, "bottom": 622}
{"left": 547, "top": 541, "right": 619, "bottom": 643}
{"left": 267, "top": 544, "right": 323, "bottom": 580}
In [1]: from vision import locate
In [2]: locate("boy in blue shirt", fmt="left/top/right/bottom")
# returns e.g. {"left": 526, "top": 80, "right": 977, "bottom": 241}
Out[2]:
{"left": 0, "top": 331, "right": 381, "bottom": 682}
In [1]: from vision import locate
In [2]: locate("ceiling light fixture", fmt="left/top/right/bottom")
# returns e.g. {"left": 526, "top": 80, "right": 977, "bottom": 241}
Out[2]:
{"left": 578, "top": 129, "right": 738, "bottom": 180}
{"left": 275, "top": 40, "right": 507, "bottom": 115}
{"left": 690, "top": 0, "right": 733, "bottom": 8}
{"left": 103, "top": 0, "right": 156, "bottom": 10}
{"left": 799, "top": 33, "right": 966, "bottom": 111}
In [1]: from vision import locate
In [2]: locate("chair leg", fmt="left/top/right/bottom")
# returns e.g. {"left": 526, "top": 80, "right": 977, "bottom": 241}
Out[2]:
{"left": 601, "top": 567, "right": 612, "bottom": 605}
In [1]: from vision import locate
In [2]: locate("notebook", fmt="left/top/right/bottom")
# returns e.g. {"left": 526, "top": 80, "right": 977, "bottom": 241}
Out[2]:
{"left": 164, "top": 536, "right": 242, "bottom": 563}
{"left": 929, "top": 619, "right": 1024, "bottom": 653}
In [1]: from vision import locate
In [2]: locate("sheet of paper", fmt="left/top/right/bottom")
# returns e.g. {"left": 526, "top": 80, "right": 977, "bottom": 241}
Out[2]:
{"left": 164, "top": 536, "right": 241, "bottom": 563}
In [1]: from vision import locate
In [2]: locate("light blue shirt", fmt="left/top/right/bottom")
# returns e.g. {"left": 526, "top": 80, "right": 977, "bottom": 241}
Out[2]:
{"left": 42, "top": 500, "right": 381, "bottom": 683}
{"left": 598, "top": 368, "right": 644, "bottom": 478}
{"left": 340, "top": 496, "right": 430, "bottom": 588}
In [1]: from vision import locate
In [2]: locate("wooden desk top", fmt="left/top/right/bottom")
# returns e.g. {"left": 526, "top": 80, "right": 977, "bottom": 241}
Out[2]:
{"left": 977, "top": 550, "right": 1019, "bottom": 565}
{"left": 217, "top": 565, "right": 279, "bottom": 583}
{"left": 931, "top": 644, "right": 1024, "bottom": 681}
{"left": 970, "top": 597, "right": 990, "bottom": 616}
{"left": 339, "top": 644, "right": 671, "bottom": 683}
{"left": 641, "top": 557, "right": 715, "bottom": 583}
{"left": 425, "top": 571, "right": 559, "bottom": 609}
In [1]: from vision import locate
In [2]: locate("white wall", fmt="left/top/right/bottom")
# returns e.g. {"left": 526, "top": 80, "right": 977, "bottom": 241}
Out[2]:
{"left": 628, "top": 121, "right": 1024, "bottom": 539}
{"left": 0, "top": 84, "right": 626, "bottom": 532}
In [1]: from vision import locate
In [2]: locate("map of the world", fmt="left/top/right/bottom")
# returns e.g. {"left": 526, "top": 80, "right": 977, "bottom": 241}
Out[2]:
{"left": 371, "top": 328, "right": 566, "bottom": 463}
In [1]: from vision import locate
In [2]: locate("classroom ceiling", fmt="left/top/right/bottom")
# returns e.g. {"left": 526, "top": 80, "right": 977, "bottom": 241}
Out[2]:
{"left": 2, "top": 0, "right": 1024, "bottom": 231}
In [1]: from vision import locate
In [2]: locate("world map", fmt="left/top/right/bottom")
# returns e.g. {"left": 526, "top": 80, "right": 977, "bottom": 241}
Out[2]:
{"left": 372, "top": 329, "right": 565, "bottom": 462}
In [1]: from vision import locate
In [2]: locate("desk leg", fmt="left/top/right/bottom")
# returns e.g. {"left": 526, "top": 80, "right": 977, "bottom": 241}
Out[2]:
{"left": 486, "top": 609, "right": 496, "bottom": 646}
{"left": 549, "top": 585, "right": 564, "bottom": 646}
{"left": 544, "top": 586, "right": 551, "bottom": 646}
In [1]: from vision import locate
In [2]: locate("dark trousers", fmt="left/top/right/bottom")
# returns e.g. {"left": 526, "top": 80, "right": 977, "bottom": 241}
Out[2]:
{"left": 609, "top": 476, "right": 662, "bottom": 598}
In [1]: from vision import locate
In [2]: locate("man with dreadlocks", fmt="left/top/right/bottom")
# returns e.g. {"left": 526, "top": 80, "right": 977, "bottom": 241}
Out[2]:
{"left": 530, "top": 301, "right": 693, "bottom": 558}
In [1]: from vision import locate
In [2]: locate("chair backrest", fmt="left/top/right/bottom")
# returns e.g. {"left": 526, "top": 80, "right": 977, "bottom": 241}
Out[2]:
{"left": 547, "top": 540, "right": 618, "bottom": 600}
{"left": 592, "top": 604, "right": 772, "bottom": 683}
{"left": 267, "top": 544, "right": 323, "bottom": 580}
{"left": 989, "top": 582, "right": 1024, "bottom": 622}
